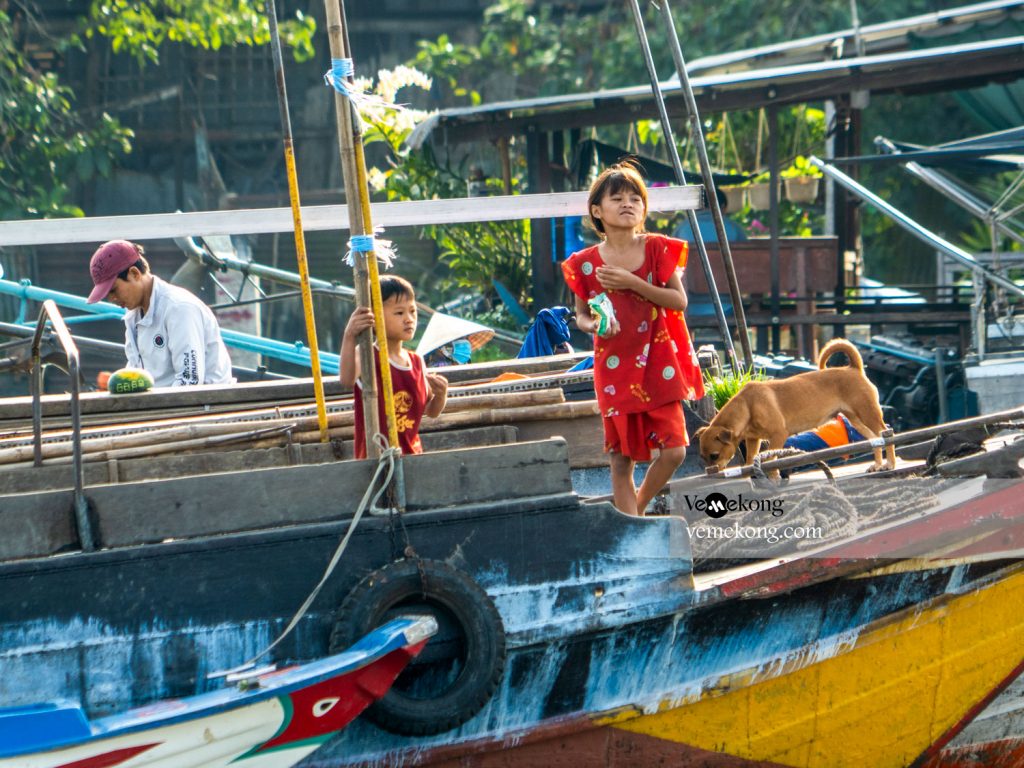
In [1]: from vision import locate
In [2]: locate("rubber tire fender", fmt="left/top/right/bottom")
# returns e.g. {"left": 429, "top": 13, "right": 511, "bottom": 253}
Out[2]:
{"left": 329, "top": 558, "right": 506, "bottom": 736}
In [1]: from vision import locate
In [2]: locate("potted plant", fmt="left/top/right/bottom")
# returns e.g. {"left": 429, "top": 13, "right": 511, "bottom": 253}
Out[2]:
{"left": 746, "top": 172, "right": 777, "bottom": 210}
{"left": 781, "top": 155, "right": 823, "bottom": 204}
{"left": 720, "top": 184, "right": 747, "bottom": 213}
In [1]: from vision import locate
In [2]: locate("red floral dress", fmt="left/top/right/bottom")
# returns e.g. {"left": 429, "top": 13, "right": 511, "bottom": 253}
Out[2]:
{"left": 562, "top": 234, "right": 704, "bottom": 420}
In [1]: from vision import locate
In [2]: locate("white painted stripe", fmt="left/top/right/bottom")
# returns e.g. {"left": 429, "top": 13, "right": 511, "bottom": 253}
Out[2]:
{"left": 0, "top": 187, "right": 702, "bottom": 247}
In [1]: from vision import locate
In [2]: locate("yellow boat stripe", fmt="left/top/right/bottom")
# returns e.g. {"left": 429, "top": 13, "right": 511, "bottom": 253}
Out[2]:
{"left": 603, "top": 566, "right": 1024, "bottom": 768}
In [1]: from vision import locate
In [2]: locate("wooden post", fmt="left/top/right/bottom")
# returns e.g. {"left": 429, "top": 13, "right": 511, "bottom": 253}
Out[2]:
{"left": 322, "top": 0, "right": 402, "bottom": 457}
{"left": 768, "top": 104, "right": 781, "bottom": 352}
{"left": 265, "top": 0, "right": 330, "bottom": 442}
{"left": 527, "top": 129, "right": 555, "bottom": 310}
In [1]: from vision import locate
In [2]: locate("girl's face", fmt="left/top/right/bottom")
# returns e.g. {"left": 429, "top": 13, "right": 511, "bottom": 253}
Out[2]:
{"left": 591, "top": 185, "right": 646, "bottom": 233}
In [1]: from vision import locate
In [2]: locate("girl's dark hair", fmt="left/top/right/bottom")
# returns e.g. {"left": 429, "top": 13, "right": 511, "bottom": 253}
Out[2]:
{"left": 379, "top": 275, "right": 416, "bottom": 304}
{"left": 586, "top": 159, "right": 649, "bottom": 236}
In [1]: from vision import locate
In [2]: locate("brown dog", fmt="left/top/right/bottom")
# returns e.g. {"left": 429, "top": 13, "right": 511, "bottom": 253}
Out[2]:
{"left": 695, "top": 339, "right": 896, "bottom": 473}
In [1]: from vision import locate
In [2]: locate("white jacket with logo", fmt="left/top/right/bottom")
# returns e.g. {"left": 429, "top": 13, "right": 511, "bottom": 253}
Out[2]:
{"left": 123, "top": 276, "right": 234, "bottom": 387}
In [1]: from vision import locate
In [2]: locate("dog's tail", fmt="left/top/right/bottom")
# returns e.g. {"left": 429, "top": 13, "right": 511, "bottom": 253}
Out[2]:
{"left": 818, "top": 338, "right": 864, "bottom": 371}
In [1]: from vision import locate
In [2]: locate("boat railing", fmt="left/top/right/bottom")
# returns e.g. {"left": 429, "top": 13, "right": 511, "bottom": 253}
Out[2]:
{"left": 31, "top": 299, "right": 94, "bottom": 551}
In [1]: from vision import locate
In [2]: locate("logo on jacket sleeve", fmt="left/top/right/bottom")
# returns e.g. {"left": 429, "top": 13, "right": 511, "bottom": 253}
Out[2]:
{"left": 153, "top": 334, "right": 165, "bottom": 348}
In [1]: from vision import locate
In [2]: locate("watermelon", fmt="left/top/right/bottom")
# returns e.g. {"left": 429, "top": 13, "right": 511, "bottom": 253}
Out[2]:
{"left": 107, "top": 367, "right": 155, "bottom": 394}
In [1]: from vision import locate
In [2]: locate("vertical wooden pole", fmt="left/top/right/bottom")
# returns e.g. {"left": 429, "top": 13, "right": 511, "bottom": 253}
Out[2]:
{"left": 323, "top": 0, "right": 380, "bottom": 457}
{"left": 265, "top": 0, "right": 330, "bottom": 441}
{"left": 324, "top": 0, "right": 400, "bottom": 457}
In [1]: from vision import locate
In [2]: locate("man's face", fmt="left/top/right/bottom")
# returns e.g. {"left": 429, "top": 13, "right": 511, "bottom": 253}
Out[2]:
{"left": 106, "top": 267, "right": 146, "bottom": 311}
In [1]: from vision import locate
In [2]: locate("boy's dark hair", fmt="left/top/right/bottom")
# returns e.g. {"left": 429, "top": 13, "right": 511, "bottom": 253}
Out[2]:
{"left": 379, "top": 275, "right": 415, "bottom": 304}
{"left": 586, "top": 159, "right": 649, "bottom": 236}
{"left": 117, "top": 248, "right": 150, "bottom": 281}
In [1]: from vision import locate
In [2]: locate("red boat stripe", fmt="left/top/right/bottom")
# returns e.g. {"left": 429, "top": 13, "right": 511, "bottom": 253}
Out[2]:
{"left": 55, "top": 743, "right": 160, "bottom": 768}
{"left": 913, "top": 656, "right": 1024, "bottom": 768}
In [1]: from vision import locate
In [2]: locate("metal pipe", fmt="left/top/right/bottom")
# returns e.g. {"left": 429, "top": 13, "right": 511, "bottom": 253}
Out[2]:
{"left": 32, "top": 300, "right": 94, "bottom": 551}
{"left": 0, "top": 278, "right": 342, "bottom": 372}
{"left": 875, "top": 137, "right": 1024, "bottom": 250}
{"left": 264, "top": 0, "right": 330, "bottom": 442}
{"left": 174, "top": 236, "right": 355, "bottom": 297}
{"left": 655, "top": 0, "right": 753, "bottom": 369}
{"left": 934, "top": 347, "right": 948, "bottom": 424}
{"left": 768, "top": 105, "right": 781, "bottom": 352}
{"left": 626, "top": 0, "right": 740, "bottom": 373}
{"left": 809, "top": 156, "right": 1024, "bottom": 299}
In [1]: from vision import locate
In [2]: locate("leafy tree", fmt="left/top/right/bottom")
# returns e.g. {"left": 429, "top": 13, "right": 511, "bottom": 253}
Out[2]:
{"left": 0, "top": 8, "right": 132, "bottom": 218}
{"left": 1, "top": 0, "right": 315, "bottom": 220}
{"left": 77, "top": 0, "right": 316, "bottom": 64}
{"left": 359, "top": 67, "right": 531, "bottom": 319}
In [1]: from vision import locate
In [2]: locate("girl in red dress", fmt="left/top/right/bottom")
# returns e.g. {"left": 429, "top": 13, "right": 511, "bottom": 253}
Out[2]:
{"left": 562, "top": 162, "right": 704, "bottom": 515}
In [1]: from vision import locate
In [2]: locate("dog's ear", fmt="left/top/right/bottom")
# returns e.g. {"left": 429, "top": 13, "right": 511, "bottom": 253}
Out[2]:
{"left": 719, "top": 428, "right": 734, "bottom": 442}
{"left": 693, "top": 426, "right": 707, "bottom": 440}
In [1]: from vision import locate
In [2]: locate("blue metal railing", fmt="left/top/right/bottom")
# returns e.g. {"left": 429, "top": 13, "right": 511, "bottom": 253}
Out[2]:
{"left": 0, "top": 278, "right": 340, "bottom": 374}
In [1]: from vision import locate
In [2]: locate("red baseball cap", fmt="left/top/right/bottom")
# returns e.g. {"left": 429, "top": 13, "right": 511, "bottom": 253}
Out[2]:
{"left": 87, "top": 240, "right": 140, "bottom": 303}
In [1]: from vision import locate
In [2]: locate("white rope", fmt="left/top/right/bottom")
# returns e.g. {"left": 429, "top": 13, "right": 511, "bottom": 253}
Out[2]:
{"left": 209, "top": 442, "right": 400, "bottom": 676}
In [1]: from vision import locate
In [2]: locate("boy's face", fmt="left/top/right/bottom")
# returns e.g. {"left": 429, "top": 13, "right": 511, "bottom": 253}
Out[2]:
{"left": 106, "top": 267, "right": 146, "bottom": 311}
{"left": 382, "top": 293, "right": 418, "bottom": 342}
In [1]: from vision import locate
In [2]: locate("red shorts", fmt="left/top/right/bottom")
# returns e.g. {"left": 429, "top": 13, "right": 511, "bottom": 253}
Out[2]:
{"left": 603, "top": 400, "right": 689, "bottom": 462}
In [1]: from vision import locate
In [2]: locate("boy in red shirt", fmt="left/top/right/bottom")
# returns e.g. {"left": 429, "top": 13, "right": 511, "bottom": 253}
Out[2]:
{"left": 340, "top": 276, "right": 448, "bottom": 459}
{"left": 563, "top": 162, "right": 704, "bottom": 515}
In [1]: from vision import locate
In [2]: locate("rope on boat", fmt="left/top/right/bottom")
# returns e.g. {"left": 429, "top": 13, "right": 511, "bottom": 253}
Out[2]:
{"left": 690, "top": 476, "right": 959, "bottom": 564}
{"left": 209, "top": 438, "right": 398, "bottom": 678}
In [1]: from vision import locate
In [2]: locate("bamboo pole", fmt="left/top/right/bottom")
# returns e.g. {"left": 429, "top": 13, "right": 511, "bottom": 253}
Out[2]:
{"left": 4, "top": 389, "right": 569, "bottom": 464}
{"left": 264, "top": 0, "right": 329, "bottom": 441}
{"left": 323, "top": 0, "right": 399, "bottom": 458}
{"left": 323, "top": 400, "right": 600, "bottom": 440}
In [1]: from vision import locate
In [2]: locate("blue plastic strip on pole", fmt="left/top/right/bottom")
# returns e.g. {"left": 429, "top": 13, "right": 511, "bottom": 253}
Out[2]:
{"left": 0, "top": 279, "right": 340, "bottom": 374}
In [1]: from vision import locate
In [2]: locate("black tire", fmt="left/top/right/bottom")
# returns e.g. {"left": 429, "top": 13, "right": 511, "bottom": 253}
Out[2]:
{"left": 329, "top": 559, "right": 506, "bottom": 736}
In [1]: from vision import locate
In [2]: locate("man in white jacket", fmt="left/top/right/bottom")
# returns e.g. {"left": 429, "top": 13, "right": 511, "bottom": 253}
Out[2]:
{"left": 87, "top": 240, "right": 234, "bottom": 387}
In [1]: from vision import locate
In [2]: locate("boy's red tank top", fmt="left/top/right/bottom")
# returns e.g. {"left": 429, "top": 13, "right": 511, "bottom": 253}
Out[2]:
{"left": 353, "top": 348, "right": 429, "bottom": 459}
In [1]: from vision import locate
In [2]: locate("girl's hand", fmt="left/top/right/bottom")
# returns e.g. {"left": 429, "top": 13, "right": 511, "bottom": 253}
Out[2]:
{"left": 595, "top": 265, "right": 639, "bottom": 292}
{"left": 344, "top": 306, "right": 374, "bottom": 338}
{"left": 598, "top": 317, "right": 621, "bottom": 338}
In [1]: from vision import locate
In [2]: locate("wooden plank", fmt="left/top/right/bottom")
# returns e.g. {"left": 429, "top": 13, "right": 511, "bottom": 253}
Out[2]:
{"left": 517, "top": 416, "right": 606, "bottom": 469}
{"left": 0, "top": 439, "right": 572, "bottom": 557}
{"left": 684, "top": 238, "right": 839, "bottom": 294}
{"left": 0, "top": 378, "right": 349, "bottom": 423}
{"left": 0, "top": 495, "right": 77, "bottom": 560}
{"left": 0, "top": 428, "right": 518, "bottom": 495}
{"left": 0, "top": 187, "right": 701, "bottom": 246}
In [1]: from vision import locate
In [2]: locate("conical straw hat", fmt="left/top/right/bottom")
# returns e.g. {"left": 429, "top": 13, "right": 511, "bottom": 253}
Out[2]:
{"left": 416, "top": 312, "right": 495, "bottom": 356}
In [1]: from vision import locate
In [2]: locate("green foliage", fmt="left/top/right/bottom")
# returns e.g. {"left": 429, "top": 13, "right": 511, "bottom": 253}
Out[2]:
{"left": 78, "top": 0, "right": 316, "bottom": 64}
{"left": 780, "top": 155, "right": 823, "bottom": 179}
{"left": 3, "top": 0, "right": 314, "bottom": 219}
{"left": 703, "top": 367, "right": 767, "bottom": 411}
{"left": 0, "top": 11, "right": 132, "bottom": 218}
{"left": 359, "top": 67, "right": 533, "bottom": 309}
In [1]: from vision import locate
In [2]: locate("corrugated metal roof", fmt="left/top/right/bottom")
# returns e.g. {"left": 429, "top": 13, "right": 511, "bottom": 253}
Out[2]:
{"left": 685, "top": 0, "right": 1024, "bottom": 75}
{"left": 409, "top": 35, "right": 1024, "bottom": 147}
